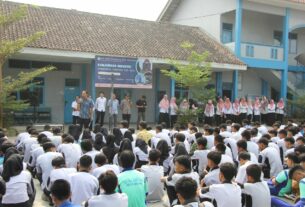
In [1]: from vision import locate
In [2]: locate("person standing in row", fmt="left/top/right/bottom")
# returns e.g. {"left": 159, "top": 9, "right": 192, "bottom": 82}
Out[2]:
{"left": 267, "top": 99, "right": 276, "bottom": 126}
{"left": 253, "top": 97, "right": 261, "bottom": 122}
{"left": 261, "top": 96, "right": 268, "bottom": 124}
{"left": 247, "top": 99, "right": 253, "bottom": 122}
{"left": 204, "top": 100, "right": 214, "bottom": 126}
{"left": 215, "top": 98, "right": 224, "bottom": 126}
{"left": 276, "top": 98, "right": 285, "bottom": 124}
{"left": 239, "top": 97, "right": 248, "bottom": 122}
{"left": 136, "top": 95, "right": 147, "bottom": 129}
{"left": 121, "top": 95, "right": 132, "bottom": 128}
{"left": 108, "top": 93, "right": 119, "bottom": 131}
{"left": 79, "top": 91, "right": 94, "bottom": 130}
{"left": 95, "top": 92, "right": 107, "bottom": 126}
{"left": 159, "top": 94, "right": 170, "bottom": 128}
{"left": 232, "top": 99, "right": 240, "bottom": 123}
{"left": 170, "top": 97, "right": 178, "bottom": 128}
{"left": 223, "top": 98, "right": 232, "bottom": 122}
{"left": 71, "top": 96, "right": 80, "bottom": 125}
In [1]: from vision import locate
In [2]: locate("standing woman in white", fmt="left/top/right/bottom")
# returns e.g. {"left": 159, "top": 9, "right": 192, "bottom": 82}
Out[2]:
{"left": 215, "top": 98, "right": 224, "bottom": 125}
{"left": 239, "top": 97, "right": 248, "bottom": 122}
{"left": 158, "top": 94, "right": 170, "bottom": 128}
{"left": 267, "top": 99, "right": 276, "bottom": 126}
{"left": 253, "top": 97, "right": 261, "bottom": 123}
{"left": 169, "top": 97, "right": 178, "bottom": 128}
{"left": 276, "top": 98, "right": 285, "bottom": 124}
{"left": 247, "top": 99, "right": 253, "bottom": 122}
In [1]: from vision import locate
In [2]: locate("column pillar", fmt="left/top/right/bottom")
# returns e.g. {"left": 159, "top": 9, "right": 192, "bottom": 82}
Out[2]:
{"left": 281, "top": 8, "right": 290, "bottom": 100}
{"left": 232, "top": 70, "right": 238, "bottom": 100}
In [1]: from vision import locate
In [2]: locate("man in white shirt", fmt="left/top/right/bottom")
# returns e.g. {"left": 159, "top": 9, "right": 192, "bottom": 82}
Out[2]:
{"left": 15, "top": 125, "right": 32, "bottom": 147}
{"left": 236, "top": 140, "right": 258, "bottom": 164}
{"left": 81, "top": 139, "right": 100, "bottom": 169}
{"left": 191, "top": 137, "right": 209, "bottom": 175}
{"left": 95, "top": 92, "right": 107, "bottom": 126}
{"left": 201, "top": 151, "right": 222, "bottom": 187}
{"left": 40, "top": 124, "right": 54, "bottom": 139}
{"left": 258, "top": 138, "right": 283, "bottom": 178}
{"left": 155, "top": 125, "right": 171, "bottom": 147}
{"left": 50, "top": 127, "right": 62, "bottom": 149}
{"left": 69, "top": 155, "right": 99, "bottom": 205}
{"left": 235, "top": 152, "right": 253, "bottom": 184}
{"left": 57, "top": 135, "right": 82, "bottom": 168}
{"left": 92, "top": 153, "right": 120, "bottom": 178}
{"left": 241, "top": 130, "right": 259, "bottom": 158}
{"left": 72, "top": 96, "right": 80, "bottom": 125}
{"left": 36, "top": 142, "right": 63, "bottom": 193}
{"left": 200, "top": 163, "right": 242, "bottom": 207}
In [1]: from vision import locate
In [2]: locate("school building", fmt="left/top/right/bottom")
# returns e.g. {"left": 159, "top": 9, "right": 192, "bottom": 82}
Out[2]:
{"left": 158, "top": 0, "right": 305, "bottom": 101}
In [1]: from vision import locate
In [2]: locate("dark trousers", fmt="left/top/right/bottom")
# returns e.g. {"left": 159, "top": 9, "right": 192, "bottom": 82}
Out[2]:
{"left": 240, "top": 113, "right": 247, "bottom": 123}
{"left": 72, "top": 116, "right": 79, "bottom": 125}
{"left": 95, "top": 111, "right": 105, "bottom": 126}
{"left": 137, "top": 111, "right": 145, "bottom": 129}
{"left": 215, "top": 114, "right": 222, "bottom": 126}
{"left": 122, "top": 114, "right": 131, "bottom": 127}
{"left": 205, "top": 116, "right": 213, "bottom": 126}
{"left": 253, "top": 115, "right": 260, "bottom": 123}
{"left": 170, "top": 115, "right": 177, "bottom": 128}
{"left": 267, "top": 113, "right": 276, "bottom": 126}
{"left": 80, "top": 118, "right": 90, "bottom": 130}
{"left": 159, "top": 112, "right": 169, "bottom": 128}
{"left": 247, "top": 114, "right": 253, "bottom": 122}
{"left": 261, "top": 114, "right": 267, "bottom": 124}
{"left": 276, "top": 114, "right": 284, "bottom": 124}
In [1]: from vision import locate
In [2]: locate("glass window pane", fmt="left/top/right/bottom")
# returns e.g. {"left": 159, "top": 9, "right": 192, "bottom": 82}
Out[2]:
{"left": 289, "top": 39, "right": 297, "bottom": 54}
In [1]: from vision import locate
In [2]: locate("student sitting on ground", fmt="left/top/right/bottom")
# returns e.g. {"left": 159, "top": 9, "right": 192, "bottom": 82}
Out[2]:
{"left": 50, "top": 179, "right": 80, "bottom": 207}
{"left": 134, "top": 139, "right": 150, "bottom": 168}
{"left": 174, "top": 177, "right": 213, "bottom": 207}
{"left": 268, "top": 152, "right": 299, "bottom": 197}
{"left": 201, "top": 151, "right": 222, "bottom": 187}
{"left": 57, "top": 135, "right": 82, "bottom": 168}
{"left": 191, "top": 137, "right": 209, "bottom": 175}
{"left": 216, "top": 143, "right": 234, "bottom": 164}
{"left": 156, "top": 140, "right": 173, "bottom": 175}
{"left": 235, "top": 152, "right": 254, "bottom": 184}
{"left": 238, "top": 164, "right": 271, "bottom": 207}
{"left": 69, "top": 155, "right": 99, "bottom": 205}
{"left": 117, "top": 150, "right": 148, "bottom": 207}
{"left": 236, "top": 139, "right": 258, "bottom": 164}
{"left": 85, "top": 171, "right": 128, "bottom": 207}
{"left": 139, "top": 149, "right": 164, "bottom": 203}
{"left": 81, "top": 139, "right": 100, "bottom": 169}
{"left": 162, "top": 155, "right": 199, "bottom": 205}
{"left": 92, "top": 153, "right": 120, "bottom": 178}
{"left": 50, "top": 127, "right": 62, "bottom": 149}
{"left": 200, "top": 163, "right": 242, "bottom": 207}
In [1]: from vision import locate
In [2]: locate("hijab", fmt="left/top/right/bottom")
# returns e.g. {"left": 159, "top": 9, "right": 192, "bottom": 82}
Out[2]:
{"left": 135, "top": 139, "right": 148, "bottom": 154}
{"left": 159, "top": 95, "right": 169, "bottom": 109}
{"left": 2, "top": 154, "right": 23, "bottom": 182}
{"left": 112, "top": 128, "right": 123, "bottom": 146}
{"left": 224, "top": 98, "right": 231, "bottom": 109}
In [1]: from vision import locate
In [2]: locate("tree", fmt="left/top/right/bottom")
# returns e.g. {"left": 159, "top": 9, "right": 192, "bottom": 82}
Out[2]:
{"left": 0, "top": 3, "right": 55, "bottom": 128}
{"left": 161, "top": 41, "right": 213, "bottom": 101}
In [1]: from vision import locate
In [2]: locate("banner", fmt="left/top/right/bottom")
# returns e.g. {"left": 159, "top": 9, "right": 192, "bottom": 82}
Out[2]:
{"left": 95, "top": 56, "right": 153, "bottom": 89}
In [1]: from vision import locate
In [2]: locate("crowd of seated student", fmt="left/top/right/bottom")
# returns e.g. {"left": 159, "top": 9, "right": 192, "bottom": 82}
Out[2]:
{"left": 1, "top": 119, "right": 305, "bottom": 206}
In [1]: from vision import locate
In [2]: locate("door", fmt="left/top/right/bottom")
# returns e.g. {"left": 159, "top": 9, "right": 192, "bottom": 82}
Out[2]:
{"left": 64, "top": 79, "right": 80, "bottom": 123}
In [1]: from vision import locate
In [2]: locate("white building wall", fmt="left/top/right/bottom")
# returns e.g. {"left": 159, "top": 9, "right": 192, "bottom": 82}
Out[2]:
{"left": 243, "top": 1, "right": 285, "bottom": 16}
{"left": 238, "top": 70, "right": 262, "bottom": 98}
{"left": 288, "top": 29, "right": 305, "bottom": 65}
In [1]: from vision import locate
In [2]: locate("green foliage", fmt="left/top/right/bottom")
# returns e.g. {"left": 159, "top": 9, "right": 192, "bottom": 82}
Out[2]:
{"left": 0, "top": 3, "right": 54, "bottom": 127}
{"left": 176, "top": 109, "right": 200, "bottom": 126}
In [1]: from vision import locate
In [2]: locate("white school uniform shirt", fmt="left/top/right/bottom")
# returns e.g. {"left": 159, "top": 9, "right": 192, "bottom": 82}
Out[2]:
{"left": 246, "top": 141, "right": 259, "bottom": 158}
{"left": 95, "top": 97, "right": 107, "bottom": 112}
{"left": 192, "top": 149, "right": 209, "bottom": 175}
{"left": 243, "top": 181, "right": 271, "bottom": 207}
{"left": 141, "top": 165, "right": 164, "bottom": 202}
{"left": 247, "top": 105, "right": 253, "bottom": 115}
{"left": 48, "top": 167, "right": 77, "bottom": 190}
{"left": 258, "top": 125, "right": 268, "bottom": 135}
{"left": 230, "top": 132, "right": 242, "bottom": 141}
{"left": 216, "top": 104, "right": 223, "bottom": 115}
{"left": 240, "top": 104, "right": 248, "bottom": 113}
{"left": 276, "top": 104, "right": 285, "bottom": 114}
{"left": 259, "top": 147, "right": 283, "bottom": 177}
{"left": 285, "top": 148, "right": 295, "bottom": 156}
{"left": 211, "top": 146, "right": 233, "bottom": 158}
{"left": 23, "top": 138, "right": 38, "bottom": 163}
{"left": 40, "top": 131, "right": 53, "bottom": 139}
{"left": 268, "top": 104, "right": 276, "bottom": 113}
{"left": 134, "top": 147, "right": 149, "bottom": 162}
{"left": 15, "top": 132, "right": 30, "bottom": 147}
{"left": 253, "top": 105, "right": 261, "bottom": 115}
{"left": 200, "top": 183, "right": 242, "bottom": 207}
{"left": 155, "top": 132, "right": 171, "bottom": 147}
{"left": 203, "top": 168, "right": 220, "bottom": 186}
{"left": 232, "top": 104, "right": 240, "bottom": 115}
{"left": 150, "top": 136, "right": 160, "bottom": 149}
{"left": 205, "top": 135, "right": 214, "bottom": 150}
{"left": 220, "top": 154, "right": 234, "bottom": 165}
{"left": 170, "top": 103, "right": 178, "bottom": 115}
{"left": 120, "top": 128, "right": 128, "bottom": 137}
{"left": 85, "top": 150, "right": 101, "bottom": 169}
{"left": 92, "top": 164, "right": 120, "bottom": 178}
{"left": 69, "top": 172, "right": 99, "bottom": 205}
{"left": 50, "top": 135, "right": 62, "bottom": 148}
{"left": 166, "top": 172, "right": 199, "bottom": 187}
{"left": 28, "top": 146, "right": 44, "bottom": 167}
{"left": 235, "top": 160, "right": 254, "bottom": 184}
{"left": 224, "top": 138, "right": 238, "bottom": 160}
{"left": 58, "top": 143, "right": 82, "bottom": 168}
{"left": 2, "top": 171, "right": 33, "bottom": 204}
{"left": 269, "top": 142, "right": 280, "bottom": 154}
{"left": 72, "top": 101, "right": 80, "bottom": 116}
{"left": 204, "top": 105, "right": 215, "bottom": 117}
{"left": 36, "top": 151, "right": 63, "bottom": 189}
{"left": 222, "top": 106, "right": 232, "bottom": 115}
{"left": 220, "top": 131, "right": 232, "bottom": 138}
{"left": 86, "top": 193, "right": 128, "bottom": 207}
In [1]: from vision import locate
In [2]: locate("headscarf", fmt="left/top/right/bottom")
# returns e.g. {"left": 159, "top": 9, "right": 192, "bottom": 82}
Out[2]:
{"left": 270, "top": 99, "right": 275, "bottom": 108}
{"left": 254, "top": 97, "right": 260, "bottom": 108}
{"left": 240, "top": 97, "right": 247, "bottom": 106}
{"left": 278, "top": 98, "right": 284, "bottom": 109}
{"left": 2, "top": 154, "right": 23, "bottom": 182}
{"left": 233, "top": 99, "right": 240, "bottom": 110}
{"left": 123, "top": 130, "right": 134, "bottom": 142}
{"left": 205, "top": 100, "right": 214, "bottom": 112}
{"left": 112, "top": 128, "right": 123, "bottom": 146}
{"left": 135, "top": 139, "right": 148, "bottom": 154}
{"left": 94, "top": 132, "right": 105, "bottom": 151}
{"left": 159, "top": 95, "right": 169, "bottom": 109}
{"left": 224, "top": 98, "right": 231, "bottom": 109}
{"left": 217, "top": 98, "right": 224, "bottom": 110}
{"left": 119, "top": 138, "right": 133, "bottom": 153}
{"left": 156, "top": 140, "right": 170, "bottom": 165}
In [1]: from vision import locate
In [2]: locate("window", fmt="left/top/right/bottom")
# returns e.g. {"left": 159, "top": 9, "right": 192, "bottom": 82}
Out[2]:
{"left": 273, "top": 31, "right": 283, "bottom": 46}
{"left": 289, "top": 33, "right": 297, "bottom": 54}
{"left": 18, "top": 77, "right": 45, "bottom": 106}
{"left": 9, "top": 59, "right": 72, "bottom": 71}
{"left": 271, "top": 48, "right": 278, "bottom": 59}
{"left": 246, "top": 45, "right": 254, "bottom": 57}
{"left": 222, "top": 23, "right": 233, "bottom": 43}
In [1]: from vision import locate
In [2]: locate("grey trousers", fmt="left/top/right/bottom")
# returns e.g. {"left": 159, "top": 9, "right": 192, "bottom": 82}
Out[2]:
{"left": 109, "top": 114, "right": 117, "bottom": 131}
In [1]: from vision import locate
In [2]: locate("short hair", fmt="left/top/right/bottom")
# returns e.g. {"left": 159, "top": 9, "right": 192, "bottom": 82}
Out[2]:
{"left": 94, "top": 153, "right": 107, "bottom": 166}
{"left": 237, "top": 139, "right": 247, "bottom": 150}
{"left": 190, "top": 126, "right": 198, "bottom": 133}
{"left": 269, "top": 129, "right": 278, "bottom": 136}
{"left": 204, "top": 127, "right": 213, "bottom": 135}
{"left": 214, "top": 135, "right": 224, "bottom": 144}
{"left": 99, "top": 171, "right": 118, "bottom": 194}
{"left": 52, "top": 127, "right": 61, "bottom": 135}
{"left": 215, "top": 143, "right": 226, "bottom": 154}
{"left": 148, "top": 149, "right": 161, "bottom": 162}
{"left": 44, "top": 124, "right": 51, "bottom": 131}
{"left": 80, "top": 139, "right": 93, "bottom": 152}
{"left": 50, "top": 179, "right": 71, "bottom": 201}
{"left": 250, "top": 128, "right": 258, "bottom": 136}
{"left": 295, "top": 145, "right": 305, "bottom": 155}
{"left": 175, "top": 133, "right": 186, "bottom": 142}
{"left": 246, "top": 164, "right": 261, "bottom": 182}
{"left": 119, "top": 150, "right": 135, "bottom": 169}
{"left": 155, "top": 125, "right": 162, "bottom": 132}
{"left": 238, "top": 152, "right": 251, "bottom": 161}
{"left": 219, "top": 124, "right": 227, "bottom": 130}
{"left": 207, "top": 151, "right": 221, "bottom": 165}
{"left": 197, "top": 137, "right": 207, "bottom": 148}
{"left": 262, "top": 134, "right": 271, "bottom": 140}
{"left": 52, "top": 156, "right": 66, "bottom": 168}
{"left": 278, "top": 129, "right": 287, "bottom": 136}
{"left": 120, "top": 120, "right": 128, "bottom": 128}
{"left": 42, "top": 142, "right": 55, "bottom": 152}
{"left": 289, "top": 165, "right": 305, "bottom": 179}
{"left": 79, "top": 155, "right": 92, "bottom": 169}
{"left": 37, "top": 133, "right": 47, "bottom": 144}
{"left": 298, "top": 153, "right": 305, "bottom": 162}
{"left": 139, "top": 121, "right": 147, "bottom": 129}
{"left": 232, "top": 123, "right": 241, "bottom": 131}
{"left": 213, "top": 127, "right": 220, "bottom": 135}
{"left": 286, "top": 152, "right": 300, "bottom": 164}
{"left": 195, "top": 132, "right": 203, "bottom": 139}
{"left": 296, "top": 137, "right": 305, "bottom": 144}
{"left": 284, "top": 137, "right": 295, "bottom": 145}
{"left": 174, "top": 155, "right": 192, "bottom": 172}
{"left": 175, "top": 177, "right": 197, "bottom": 201}
{"left": 241, "top": 130, "right": 251, "bottom": 141}
{"left": 257, "top": 138, "right": 269, "bottom": 146}
{"left": 220, "top": 163, "right": 236, "bottom": 181}
{"left": 63, "top": 135, "right": 74, "bottom": 143}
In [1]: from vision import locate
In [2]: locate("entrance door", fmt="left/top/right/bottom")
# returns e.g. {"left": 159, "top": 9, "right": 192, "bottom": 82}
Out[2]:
{"left": 64, "top": 79, "right": 80, "bottom": 124}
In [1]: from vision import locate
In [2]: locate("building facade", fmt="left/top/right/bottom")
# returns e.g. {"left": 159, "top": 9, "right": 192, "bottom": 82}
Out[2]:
{"left": 158, "top": 0, "right": 305, "bottom": 101}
